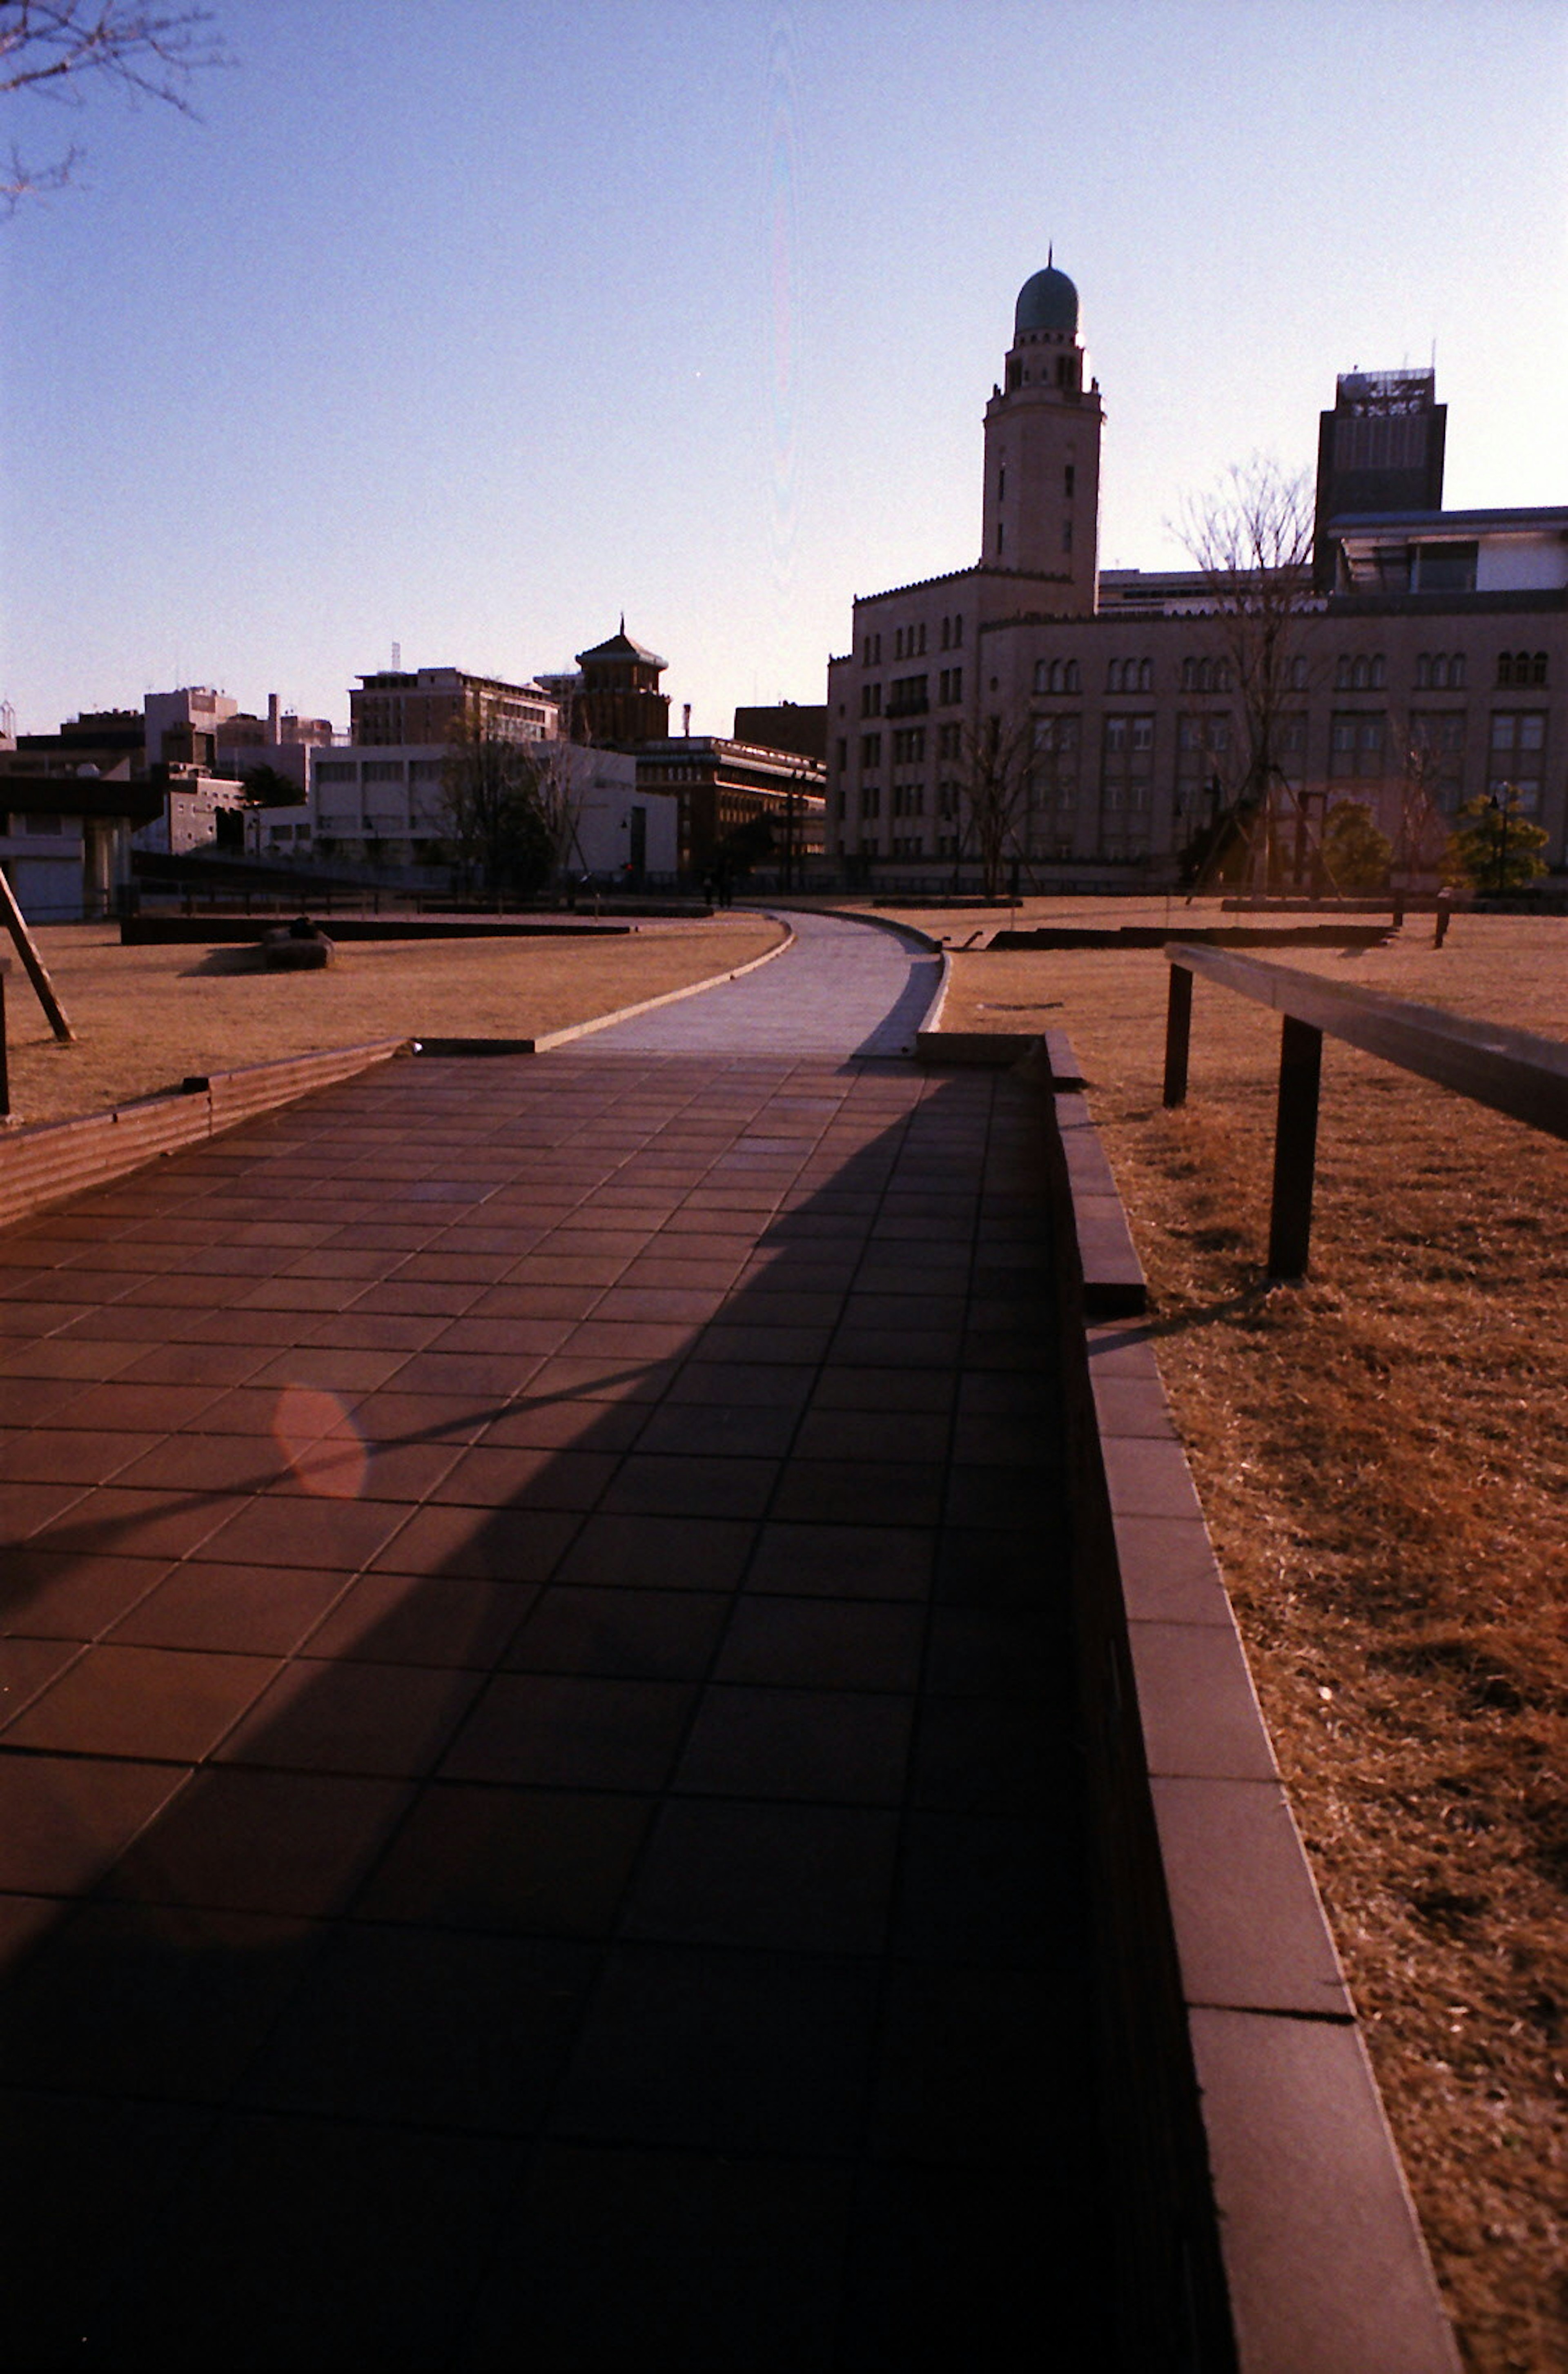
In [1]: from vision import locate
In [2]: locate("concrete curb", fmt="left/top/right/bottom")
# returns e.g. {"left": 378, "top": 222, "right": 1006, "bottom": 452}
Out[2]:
{"left": 1040, "top": 1033, "right": 1460, "bottom": 2373}
{"left": 0, "top": 1038, "right": 407, "bottom": 1232}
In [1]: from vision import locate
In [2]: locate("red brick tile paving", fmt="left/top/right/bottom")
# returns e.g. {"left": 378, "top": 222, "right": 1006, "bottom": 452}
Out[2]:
{"left": 0, "top": 1011, "right": 1110, "bottom": 2362}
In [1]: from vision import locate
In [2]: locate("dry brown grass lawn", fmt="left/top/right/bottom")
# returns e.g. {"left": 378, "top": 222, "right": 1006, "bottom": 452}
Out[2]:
{"left": 2, "top": 918, "right": 784, "bottom": 1128}
{"left": 910, "top": 899, "right": 1566, "bottom": 2374}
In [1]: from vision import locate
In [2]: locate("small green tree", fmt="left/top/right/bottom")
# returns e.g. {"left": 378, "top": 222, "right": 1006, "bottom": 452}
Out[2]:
{"left": 1321, "top": 799, "right": 1392, "bottom": 892}
{"left": 240, "top": 762, "right": 305, "bottom": 809}
{"left": 1443, "top": 789, "right": 1549, "bottom": 896}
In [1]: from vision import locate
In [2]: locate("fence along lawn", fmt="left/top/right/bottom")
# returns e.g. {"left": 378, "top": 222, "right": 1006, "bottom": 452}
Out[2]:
{"left": 926, "top": 903, "right": 1568, "bottom": 2373}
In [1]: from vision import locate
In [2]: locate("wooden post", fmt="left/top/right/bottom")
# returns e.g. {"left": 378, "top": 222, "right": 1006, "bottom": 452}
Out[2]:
{"left": 1163, "top": 963, "right": 1193, "bottom": 1107}
{"left": 1267, "top": 1014, "right": 1323, "bottom": 1280}
{"left": 0, "top": 962, "right": 10, "bottom": 1117}
{"left": 0, "top": 866, "right": 74, "bottom": 1042}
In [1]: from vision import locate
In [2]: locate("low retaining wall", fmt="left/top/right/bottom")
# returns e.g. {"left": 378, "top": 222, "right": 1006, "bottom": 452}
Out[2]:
{"left": 0, "top": 1040, "right": 407, "bottom": 1232}
{"left": 1037, "top": 1033, "right": 1459, "bottom": 2373}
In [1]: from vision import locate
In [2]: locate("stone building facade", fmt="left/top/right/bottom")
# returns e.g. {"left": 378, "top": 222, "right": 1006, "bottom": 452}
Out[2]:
{"left": 826, "top": 267, "right": 1567, "bottom": 884}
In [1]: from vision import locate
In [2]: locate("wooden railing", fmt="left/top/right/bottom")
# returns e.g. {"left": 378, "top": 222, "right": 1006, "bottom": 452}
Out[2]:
{"left": 1162, "top": 943, "right": 1568, "bottom": 1278}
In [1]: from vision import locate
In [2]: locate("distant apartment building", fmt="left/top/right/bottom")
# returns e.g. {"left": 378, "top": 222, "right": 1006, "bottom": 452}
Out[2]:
{"left": 826, "top": 265, "right": 1567, "bottom": 881}
{"left": 350, "top": 667, "right": 557, "bottom": 747}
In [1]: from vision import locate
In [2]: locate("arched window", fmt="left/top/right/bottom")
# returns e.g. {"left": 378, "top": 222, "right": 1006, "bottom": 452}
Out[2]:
{"left": 1516, "top": 651, "right": 1530, "bottom": 683}
{"left": 1139, "top": 659, "right": 1153, "bottom": 692}
{"left": 1450, "top": 654, "right": 1466, "bottom": 688}
{"left": 1532, "top": 652, "right": 1548, "bottom": 686}
{"left": 1371, "top": 656, "right": 1385, "bottom": 690}
{"left": 1335, "top": 656, "right": 1352, "bottom": 690}
{"left": 1067, "top": 660, "right": 1081, "bottom": 693}
{"left": 1352, "top": 657, "right": 1369, "bottom": 690}
{"left": 1182, "top": 657, "right": 1196, "bottom": 692}
{"left": 1416, "top": 655, "right": 1431, "bottom": 689}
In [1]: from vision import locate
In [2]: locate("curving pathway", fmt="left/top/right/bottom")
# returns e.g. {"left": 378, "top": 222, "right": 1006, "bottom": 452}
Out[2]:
{"left": 581, "top": 907, "right": 942, "bottom": 1059}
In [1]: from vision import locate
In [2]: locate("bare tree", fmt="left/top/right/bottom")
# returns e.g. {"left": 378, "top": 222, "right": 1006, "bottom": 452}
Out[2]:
{"left": 1388, "top": 719, "right": 1452, "bottom": 884}
{"left": 1, "top": 1, "right": 227, "bottom": 211}
{"left": 1175, "top": 457, "right": 1322, "bottom": 893}
{"left": 528, "top": 735, "right": 590, "bottom": 885}
{"left": 958, "top": 710, "right": 1032, "bottom": 899}
{"left": 441, "top": 717, "right": 552, "bottom": 900}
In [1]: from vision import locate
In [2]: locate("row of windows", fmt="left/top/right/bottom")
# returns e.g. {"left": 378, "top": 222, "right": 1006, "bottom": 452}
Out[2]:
{"left": 995, "top": 650, "right": 1550, "bottom": 705}
{"left": 853, "top": 706, "right": 1551, "bottom": 773}
{"left": 859, "top": 614, "right": 966, "bottom": 668}
{"left": 1182, "top": 657, "right": 1242, "bottom": 693}
{"left": 861, "top": 666, "right": 963, "bottom": 717}
{"left": 1333, "top": 652, "right": 1548, "bottom": 690}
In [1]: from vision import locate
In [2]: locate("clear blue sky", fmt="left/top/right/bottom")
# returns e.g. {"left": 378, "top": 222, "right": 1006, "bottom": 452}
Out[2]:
{"left": 2, "top": 0, "right": 1565, "bottom": 739}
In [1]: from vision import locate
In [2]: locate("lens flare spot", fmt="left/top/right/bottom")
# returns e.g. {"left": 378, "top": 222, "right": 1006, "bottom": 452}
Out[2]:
{"left": 272, "top": 1386, "right": 368, "bottom": 1501}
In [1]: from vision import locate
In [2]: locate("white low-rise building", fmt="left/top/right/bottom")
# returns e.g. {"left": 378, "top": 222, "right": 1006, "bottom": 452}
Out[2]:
{"left": 249, "top": 740, "right": 677, "bottom": 884}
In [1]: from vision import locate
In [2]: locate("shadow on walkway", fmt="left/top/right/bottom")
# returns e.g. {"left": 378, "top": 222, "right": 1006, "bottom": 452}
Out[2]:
{"left": 0, "top": 1052, "right": 1112, "bottom": 2369}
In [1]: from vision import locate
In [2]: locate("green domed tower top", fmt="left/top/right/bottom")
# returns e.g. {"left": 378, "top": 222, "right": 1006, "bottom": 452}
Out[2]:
{"left": 1014, "top": 263, "right": 1080, "bottom": 341}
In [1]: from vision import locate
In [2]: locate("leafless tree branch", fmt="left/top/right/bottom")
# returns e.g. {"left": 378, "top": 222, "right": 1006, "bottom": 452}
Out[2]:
{"left": 1, "top": 1, "right": 227, "bottom": 210}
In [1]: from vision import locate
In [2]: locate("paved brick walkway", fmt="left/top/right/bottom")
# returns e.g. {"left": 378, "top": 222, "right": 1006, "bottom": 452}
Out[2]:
{"left": 586, "top": 906, "right": 942, "bottom": 1058}
{"left": 0, "top": 916, "right": 1110, "bottom": 2369}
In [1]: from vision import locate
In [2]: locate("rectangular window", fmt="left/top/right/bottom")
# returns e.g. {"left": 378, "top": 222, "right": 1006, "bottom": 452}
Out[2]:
{"left": 316, "top": 760, "right": 356, "bottom": 783}
{"left": 1330, "top": 713, "right": 1385, "bottom": 776}
{"left": 860, "top": 683, "right": 882, "bottom": 717}
{"left": 1103, "top": 718, "right": 1127, "bottom": 753}
{"left": 1131, "top": 717, "right": 1154, "bottom": 753}
{"left": 860, "top": 733, "right": 882, "bottom": 769}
